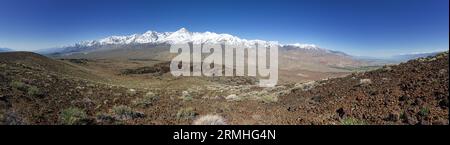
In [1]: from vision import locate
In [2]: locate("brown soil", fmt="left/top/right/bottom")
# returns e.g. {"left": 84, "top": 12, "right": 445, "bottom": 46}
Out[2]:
{"left": 280, "top": 52, "right": 449, "bottom": 125}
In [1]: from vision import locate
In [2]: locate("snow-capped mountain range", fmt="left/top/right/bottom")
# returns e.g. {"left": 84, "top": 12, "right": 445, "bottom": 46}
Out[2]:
{"left": 70, "top": 28, "right": 319, "bottom": 49}
{"left": 43, "top": 28, "right": 366, "bottom": 69}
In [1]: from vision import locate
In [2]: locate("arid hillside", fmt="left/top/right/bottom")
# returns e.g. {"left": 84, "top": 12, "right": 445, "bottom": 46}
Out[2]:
{"left": 0, "top": 51, "right": 448, "bottom": 125}
{"left": 280, "top": 52, "right": 449, "bottom": 125}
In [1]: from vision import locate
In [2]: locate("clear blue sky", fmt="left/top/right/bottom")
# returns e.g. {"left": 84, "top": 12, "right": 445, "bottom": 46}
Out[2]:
{"left": 0, "top": 0, "right": 448, "bottom": 56}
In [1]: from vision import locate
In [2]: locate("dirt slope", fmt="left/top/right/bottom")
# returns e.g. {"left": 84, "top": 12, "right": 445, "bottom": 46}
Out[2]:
{"left": 0, "top": 52, "right": 144, "bottom": 124}
{"left": 280, "top": 52, "right": 448, "bottom": 125}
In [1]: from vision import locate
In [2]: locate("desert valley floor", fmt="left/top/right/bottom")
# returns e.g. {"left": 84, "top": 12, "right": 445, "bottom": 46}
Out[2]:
{"left": 0, "top": 51, "right": 448, "bottom": 125}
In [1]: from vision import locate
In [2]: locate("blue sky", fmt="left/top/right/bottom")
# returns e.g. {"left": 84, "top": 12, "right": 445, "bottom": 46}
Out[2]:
{"left": 0, "top": 0, "right": 448, "bottom": 56}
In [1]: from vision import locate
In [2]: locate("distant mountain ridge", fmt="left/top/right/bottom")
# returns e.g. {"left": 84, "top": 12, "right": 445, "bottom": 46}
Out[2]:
{"left": 352, "top": 51, "right": 446, "bottom": 65}
{"left": 0, "top": 47, "right": 13, "bottom": 52}
{"left": 45, "top": 28, "right": 329, "bottom": 55}
{"left": 40, "top": 28, "right": 368, "bottom": 74}
{"left": 390, "top": 52, "right": 442, "bottom": 62}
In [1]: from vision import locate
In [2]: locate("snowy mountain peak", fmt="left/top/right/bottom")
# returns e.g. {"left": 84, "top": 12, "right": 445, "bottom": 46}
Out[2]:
{"left": 176, "top": 27, "right": 190, "bottom": 33}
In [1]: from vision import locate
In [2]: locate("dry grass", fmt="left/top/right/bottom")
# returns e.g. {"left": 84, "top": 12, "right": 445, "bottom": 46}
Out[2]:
{"left": 193, "top": 115, "right": 227, "bottom": 125}
{"left": 359, "top": 79, "right": 372, "bottom": 86}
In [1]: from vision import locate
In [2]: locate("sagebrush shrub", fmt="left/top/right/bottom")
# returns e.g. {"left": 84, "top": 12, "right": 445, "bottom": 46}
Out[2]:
{"left": 59, "top": 107, "right": 88, "bottom": 125}
{"left": 176, "top": 107, "right": 197, "bottom": 119}
{"left": 27, "top": 85, "right": 43, "bottom": 97}
{"left": 10, "top": 81, "right": 27, "bottom": 91}
{"left": 112, "top": 105, "right": 144, "bottom": 120}
{"left": 132, "top": 92, "right": 159, "bottom": 107}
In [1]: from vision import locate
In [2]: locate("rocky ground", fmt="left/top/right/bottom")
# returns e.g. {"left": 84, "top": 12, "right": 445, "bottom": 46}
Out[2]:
{"left": 280, "top": 52, "right": 449, "bottom": 125}
{"left": 0, "top": 51, "right": 448, "bottom": 125}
